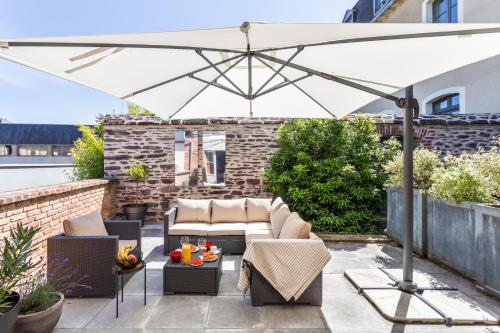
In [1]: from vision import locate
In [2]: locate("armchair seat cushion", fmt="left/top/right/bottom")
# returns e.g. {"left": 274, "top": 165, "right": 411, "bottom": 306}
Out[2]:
{"left": 208, "top": 223, "right": 247, "bottom": 236}
{"left": 63, "top": 211, "right": 108, "bottom": 237}
{"left": 169, "top": 223, "right": 210, "bottom": 236}
{"left": 245, "top": 229, "right": 273, "bottom": 246}
{"left": 246, "top": 222, "right": 272, "bottom": 231}
{"left": 119, "top": 239, "right": 138, "bottom": 250}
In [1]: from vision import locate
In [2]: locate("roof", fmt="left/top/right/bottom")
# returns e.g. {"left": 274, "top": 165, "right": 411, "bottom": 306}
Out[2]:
{"left": 0, "top": 124, "right": 81, "bottom": 145}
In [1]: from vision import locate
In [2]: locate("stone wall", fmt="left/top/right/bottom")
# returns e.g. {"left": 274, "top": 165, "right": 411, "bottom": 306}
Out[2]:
{"left": 0, "top": 179, "right": 115, "bottom": 264}
{"left": 104, "top": 116, "right": 283, "bottom": 221}
{"left": 104, "top": 114, "right": 500, "bottom": 222}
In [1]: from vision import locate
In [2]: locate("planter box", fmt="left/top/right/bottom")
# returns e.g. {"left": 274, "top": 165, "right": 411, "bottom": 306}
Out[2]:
{"left": 387, "top": 187, "right": 427, "bottom": 256}
{"left": 474, "top": 204, "right": 500, "bottom": 299}
{"left": 387, "top": 187, "right": 500, "bottom": 298}
{"left": 427, "top": 197, "right": 476, "bottom": 278}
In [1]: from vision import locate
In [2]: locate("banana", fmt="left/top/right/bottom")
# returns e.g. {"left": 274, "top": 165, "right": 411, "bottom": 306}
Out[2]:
{"left": 117, "top": 245, "right": 132, "bottom": 267}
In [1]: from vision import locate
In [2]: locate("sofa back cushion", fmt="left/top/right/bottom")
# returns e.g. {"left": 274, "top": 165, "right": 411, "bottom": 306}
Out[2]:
{"left": 270, "top": 197, "right": 285, "bottom": 220}
{"left": 246, "top": 198, "right": 272, "bottom": 222}
{"left": 211, "top": 198, "right": 247, "bottom": 223}
{"left": 270, "top": 204, "right": 291, "bottom": 238}
{"left": 63, "top": 210, "right": 108, "bottom": 237}
{"left": 176, "top": 199, "right": 212, "bottom": 223}
{"left": 278, "top": 212, "right": 312, "bottom": 239}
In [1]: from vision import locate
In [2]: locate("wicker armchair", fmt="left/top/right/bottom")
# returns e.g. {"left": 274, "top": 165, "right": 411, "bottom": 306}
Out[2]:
{"left": 47, "top": 219, "right": 142, "bottom": 297}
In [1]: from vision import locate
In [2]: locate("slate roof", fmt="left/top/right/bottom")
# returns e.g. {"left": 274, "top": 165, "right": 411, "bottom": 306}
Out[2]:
{"left": 0, "top": 124, "right": 82, "bottom": 145}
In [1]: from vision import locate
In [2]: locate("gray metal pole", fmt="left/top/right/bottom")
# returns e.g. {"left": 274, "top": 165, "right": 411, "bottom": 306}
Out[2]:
{"left": 400, "top": 85, "right": 417, "bottom": 292}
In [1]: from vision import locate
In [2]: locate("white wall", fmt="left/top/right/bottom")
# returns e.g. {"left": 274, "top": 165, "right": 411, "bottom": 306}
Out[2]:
{"left": 0, "top": 165, "right": 74, "bottom": 192}
{"left": 364, "top": 0, "right": 500, "bottom": 115}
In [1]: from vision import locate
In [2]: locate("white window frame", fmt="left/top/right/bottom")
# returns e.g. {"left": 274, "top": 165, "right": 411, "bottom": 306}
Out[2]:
{"left": 422, "top": 0, "right": 463, "bottom": 23}
{"left": 374, "top": 0, "right": 392, "bottom": 15}
{"left": 422, "top": 87, "right": 466, "bottom": 115}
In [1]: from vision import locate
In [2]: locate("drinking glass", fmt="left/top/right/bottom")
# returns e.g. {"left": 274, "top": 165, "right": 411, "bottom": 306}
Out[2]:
{"left": 180, "top": 236, "right": 191, "bottom": 265}
{"left": 198, "top": 238, "right": 206, "bottom": 254}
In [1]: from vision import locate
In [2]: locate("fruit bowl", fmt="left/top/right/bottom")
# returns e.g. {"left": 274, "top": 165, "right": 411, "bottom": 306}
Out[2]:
{"left": 117, "top": 245, "right": 142, "bottom": 269}
{"left": 169, "top": 250, "right": 181, "bottom": 263}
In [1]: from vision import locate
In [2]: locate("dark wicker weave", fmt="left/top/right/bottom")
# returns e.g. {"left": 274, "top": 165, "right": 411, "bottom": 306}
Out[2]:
{"left": 249, "top": 267, "right": 323, "bottom": 306}
{"left": 164, "top": 207, "right": 246, "bottom": 255}
{"left": 47, "top": 219, "right": 142, "bottom": 297}
{"left": 163, "top": 250, "right": 222, "bottom": 295}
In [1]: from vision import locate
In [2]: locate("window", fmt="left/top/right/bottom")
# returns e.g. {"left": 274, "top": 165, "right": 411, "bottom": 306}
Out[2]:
{"left": 432, "top": 0, "right": 458, "bottom": 23}
{"left": 374, "top": 0, "right": 391, "bottom": 14}
{"left": 203, "top": 131, "right": 225, "bottom": 185}
{"left": 0, "top": 145, "right": 12, "bottom": 156}
{"left": 18, "top": 145, "right": 48, "bottom": 156}
{"left": 432, "top": 93, "right": 460, "bottom": 115}
{"left": 174, "top": 130, "right": 199, "bottom": 186}
{"left": 52, "top": 145, "right": 72, "bottom": 156}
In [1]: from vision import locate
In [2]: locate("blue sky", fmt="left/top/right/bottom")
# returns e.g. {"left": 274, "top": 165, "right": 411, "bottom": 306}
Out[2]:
{"left": 0, "top": 0, "right": 357, "bottom": 124}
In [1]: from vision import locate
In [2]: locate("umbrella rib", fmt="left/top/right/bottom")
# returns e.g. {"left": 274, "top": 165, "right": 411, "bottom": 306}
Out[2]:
{"left": 196, "top": 49, "right": 245, "bottom": 95}
{"left": 5, "top": 41, "right": 246, "bottom": 54}
{"left": 255, "top": 27, "right": 500, "bottom": 52}
{"left": 254, "top": 73, "right": 312, "bottom": 98}
{"left": 122, "top": 53, "right": 246, "bottom": 99}
{"left": 253, "top": 55, "right": 336, "bottom": 118}
{"left": 254, "top": 51, "right": 400, "bottom": 103}
{"left": 189, "top": 74, "right": 246, "bottom": 98}
{"left": 168, "top": 55, "right": 247, "bottom": 119}
{"left": 253, "top": 46, "right": 304, "bottom": 97}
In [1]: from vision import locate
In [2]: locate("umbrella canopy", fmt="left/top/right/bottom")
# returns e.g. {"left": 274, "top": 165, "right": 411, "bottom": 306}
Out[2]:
{"left": 2, "top": 22, "right": 500, "bottom": 119}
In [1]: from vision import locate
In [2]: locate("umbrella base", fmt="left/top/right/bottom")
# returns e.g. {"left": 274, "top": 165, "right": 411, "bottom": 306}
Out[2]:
{"left": 344, "top": 268, "right": 499, "bottom": 326}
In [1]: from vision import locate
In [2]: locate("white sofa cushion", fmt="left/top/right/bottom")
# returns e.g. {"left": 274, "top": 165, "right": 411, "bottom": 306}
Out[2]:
{"left": 211, "top": 199, "right": 247, "bottom": 223}
{"left": 246, "top": 222, "right": 272, "bottom": 231}
{"left": 63, "top": 211, "right": 108, "bottom": 236}
{"left": 119, "top": 239, "right": 138, "bottom": 250}
{"left": 176, "top": 199, "right": 211, "bottom": 223}
{"left": 279, "top": 212, "right": 312, "bottom": 239}
{"left": 208, "top": 223, "right": 247, "bottom": 236}
{"left": 271, "top": 204, "right": 291, "bottom": 238}
{"left": 246, "top": 198, "right": 271, "bottom": 222}
{"left": 245, "top": 229, "right": 274, "bottom": 246}
{"left": 270, "top": 197, "right": 285, "bottom": 220}
{"left": 169, "top": 223, "right": 210, "bottom": 236}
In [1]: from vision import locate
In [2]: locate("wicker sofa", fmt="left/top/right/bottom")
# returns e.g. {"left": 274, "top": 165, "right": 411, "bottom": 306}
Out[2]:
{"left": 164, "top": 197, "right": 325, "bottom": 305}
{"left": 47, "top": 213, "right": 141, "bottom": 297}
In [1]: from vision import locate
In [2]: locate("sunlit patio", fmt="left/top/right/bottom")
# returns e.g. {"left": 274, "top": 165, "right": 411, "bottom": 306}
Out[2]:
{"left": 51, "top": 224, "right": 500, "bottom": 333}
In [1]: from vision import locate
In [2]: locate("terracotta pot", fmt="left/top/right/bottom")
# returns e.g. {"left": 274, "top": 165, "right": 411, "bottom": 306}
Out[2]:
{"left": 0, "top": 292, "right": 21, "bottom": 333}
{"left": 12, "top": 293, "right": 64, "bottom": 333}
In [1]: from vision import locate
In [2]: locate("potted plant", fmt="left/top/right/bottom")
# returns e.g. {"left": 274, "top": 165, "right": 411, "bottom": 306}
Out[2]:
{"left": 12, "top": 252, "right": 89, "bottom": 333}
{"left": 123, "top": 162, "right": 150, "bottom": 225}
{"left": 0, "top": 223, "right": 39, "bottom": 333}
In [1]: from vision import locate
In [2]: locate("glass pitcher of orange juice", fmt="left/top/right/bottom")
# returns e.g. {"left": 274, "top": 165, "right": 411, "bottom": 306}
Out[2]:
{"left": 180, "top": 236, "right": 191, "bottom": 265}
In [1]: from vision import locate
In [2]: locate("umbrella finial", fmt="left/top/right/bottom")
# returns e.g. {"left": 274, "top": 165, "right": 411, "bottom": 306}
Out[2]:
{"left": 240, "top": 22, "right": 250, "bottom": 34}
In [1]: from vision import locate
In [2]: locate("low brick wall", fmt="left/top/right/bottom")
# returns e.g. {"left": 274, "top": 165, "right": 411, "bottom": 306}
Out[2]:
{"left": 0, "top": 179, "right": 115, "bottom": 263}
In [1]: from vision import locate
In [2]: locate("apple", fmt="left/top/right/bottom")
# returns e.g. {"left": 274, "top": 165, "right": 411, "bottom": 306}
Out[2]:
{"left": 127, "top": 254, "right": 138, "bottom": 265}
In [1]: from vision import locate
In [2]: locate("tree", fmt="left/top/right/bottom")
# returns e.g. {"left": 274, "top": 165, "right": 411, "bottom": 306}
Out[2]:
{"left": 262, "top": 117, "right": 399, "bottom": 233}
{"left": 70, "top": 121, "right": 104, "bottom": 180}
{"left": 127, "top": 103, "right": 154, "bottom": 116}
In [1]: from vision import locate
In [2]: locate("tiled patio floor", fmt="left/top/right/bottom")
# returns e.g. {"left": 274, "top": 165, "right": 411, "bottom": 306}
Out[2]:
{"left": 54, "top": 224, "right": 500, "bottom": 333}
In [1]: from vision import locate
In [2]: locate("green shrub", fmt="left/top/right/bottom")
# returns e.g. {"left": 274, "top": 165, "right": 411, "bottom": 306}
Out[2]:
{"left": 384, "top": 148, "right": 441, "bottom": 194}
{"left": 127, "top": 162, "right": 150, "bottom": 205}
{"left": 429, "top": 156, "right": 492, "bottom": 204}
{"left": 70, "top": 122, "right": 104, "bottom": 180}
{"left": 128, "top": 103, "right": 154, "bottom": 116}
{"left": 262, "top": 117, "right": 398, "bottom": 234}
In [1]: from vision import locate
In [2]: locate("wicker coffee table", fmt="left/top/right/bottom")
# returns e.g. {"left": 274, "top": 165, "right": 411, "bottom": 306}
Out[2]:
{"left": 163, "top": 250, "right": 222, "bottom": 295}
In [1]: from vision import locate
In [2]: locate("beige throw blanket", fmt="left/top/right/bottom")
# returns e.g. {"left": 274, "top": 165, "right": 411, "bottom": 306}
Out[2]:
{"left": 238, "top": 234, "right": 331, "bottom": 301}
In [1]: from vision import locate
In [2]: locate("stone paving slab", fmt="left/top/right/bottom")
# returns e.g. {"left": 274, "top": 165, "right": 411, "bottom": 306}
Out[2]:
{"left": 345, "top": 269, "right": 499, "bottom": 325}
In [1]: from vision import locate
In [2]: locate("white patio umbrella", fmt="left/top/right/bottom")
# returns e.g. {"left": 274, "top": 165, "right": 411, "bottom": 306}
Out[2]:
{"left": 2, "top": 22, "right": 500, "bottom": 324}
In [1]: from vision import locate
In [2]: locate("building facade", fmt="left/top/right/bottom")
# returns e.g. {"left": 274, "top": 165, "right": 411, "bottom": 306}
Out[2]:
{"left": 0, "top": 124, "right": 81, "bottom": 192}
{"left": 344, "top": 0, "right": 500, "bottom": 117}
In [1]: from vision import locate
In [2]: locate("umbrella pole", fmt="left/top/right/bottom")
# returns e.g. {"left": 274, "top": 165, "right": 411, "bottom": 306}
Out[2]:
{"left": 400, "top": 85, "right": 418, "bottom": 293}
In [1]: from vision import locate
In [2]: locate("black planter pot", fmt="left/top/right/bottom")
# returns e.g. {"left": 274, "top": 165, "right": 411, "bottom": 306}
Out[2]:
{"left": 123, "top": 204, "right": 148, "bottom": 226}
{"left": 0, "top": 291, "right": 21, "bottom": 333}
